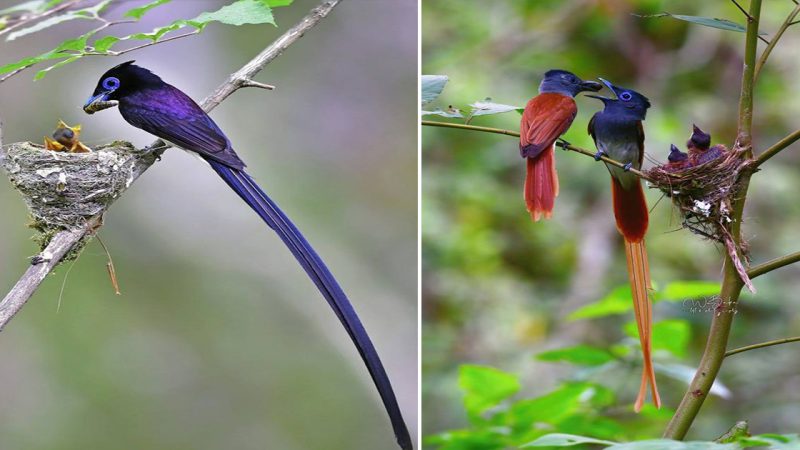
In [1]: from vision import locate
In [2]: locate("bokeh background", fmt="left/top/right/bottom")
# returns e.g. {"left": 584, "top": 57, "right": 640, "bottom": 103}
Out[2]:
{"left": 422, "top": 0, "right": 800, "bottom": 446}
{"left": 0, "top": 1, "right": 417, "bottom": 449}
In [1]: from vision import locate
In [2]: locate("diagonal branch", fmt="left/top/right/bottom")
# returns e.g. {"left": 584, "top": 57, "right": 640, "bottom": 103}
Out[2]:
{"left": 421, "top": 120, "right": 652, "bottom": 180}
{"left": 0, "top": 0, "right": 341, "bottom": 332}
{"left": 747, "top": 250, "right": 800, "bottom": 279}
{"left": 753, "top": 1, "right": 800, "bottom": 83}
{"left": 753, "top": 128, "right": 800, "bottom": 168}
{"left": 725, "top": 336, "right": 800, "bottom": 357}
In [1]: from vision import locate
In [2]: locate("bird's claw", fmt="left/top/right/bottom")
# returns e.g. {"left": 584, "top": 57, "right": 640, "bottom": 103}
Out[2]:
{"left": 623, "top": 163, "right": 633, "bottom": 171}
{"left": 594, "top": 150, "right": 606, "bottom": 161}
{"left": 556, "top": 138, "right": 572, "bottom": 149}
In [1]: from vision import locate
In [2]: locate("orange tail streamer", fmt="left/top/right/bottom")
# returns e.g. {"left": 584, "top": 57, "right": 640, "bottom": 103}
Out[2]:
{"left": 524, "top": 146, "right": 559, "bottom": 221}
{"left": 612, "top": 178, "right": 661, "bottom": 411}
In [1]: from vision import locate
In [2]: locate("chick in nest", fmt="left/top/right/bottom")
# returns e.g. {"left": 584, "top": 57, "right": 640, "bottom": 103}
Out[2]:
{"left": 687, "top": 124, "right": 726, "bottom": 166}
{"left": 664, "top": 144, "right": 689, "bottom": 172}
{"left": 44, "top": 120, "right": 91, "bottom": 153}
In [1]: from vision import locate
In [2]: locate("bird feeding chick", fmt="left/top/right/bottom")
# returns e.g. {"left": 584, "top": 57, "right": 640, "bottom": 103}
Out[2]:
{"left": 44, "top": 120, "right": 91, "bottom": 153}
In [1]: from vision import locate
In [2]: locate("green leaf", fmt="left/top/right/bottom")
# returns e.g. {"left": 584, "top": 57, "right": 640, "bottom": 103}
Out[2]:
{"left": 422, "top": 75, "right": 448, "bottom": 106}
{"left": 661, "top": 281, "right": 720, "bottom": 301}
{"left": 92, "top": 35, "right": 120, "bottom": 52}
{"left": 422, "top": 108, "right": 464, "bottom": 119}
{"left": 523, "top": 433, "right": 616, "bottom": 447}
{"left": 469, "top": 99, "right": 524, "bottom": 117}
{"left": 739, "top": 434, "right": 800, "bottom": 449}
{"left": 6, "top": 11, "right": 91, "bottom": 41}
{"left": 606, "top": 440, "right": 737, "bottom": 450}
{"left": 34, "top": 55, "right": 80, "bottom": 80}
{"left": 624, "top": 320, "right": 691, "bottom": 357}
{"left": 537, "top": 345, "right": 615, "bottom": 366}
{"left": 188, "top": 0, "right": 276, "bottom": 29}
{"left": 569, "top": 285, "right": 634, "bottom": 320}
{"left": 128, "top": 21, "right": 186, "bottom": 42}
{"left": 124, "top": 0, "right": 171, "bottom": 19}
{"left": 666, "top": 14, "right": 747, "bottom": 33}
{"left": 508, "top": 383, "right": 594, "bottom": 427}
{"left": 458, "top": 364, "right": 520, "bottom": 417}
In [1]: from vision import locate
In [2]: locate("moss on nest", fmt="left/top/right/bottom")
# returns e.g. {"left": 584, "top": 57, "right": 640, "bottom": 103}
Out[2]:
{"left": 1, "top": 141, "right": 145, "bottom": 255}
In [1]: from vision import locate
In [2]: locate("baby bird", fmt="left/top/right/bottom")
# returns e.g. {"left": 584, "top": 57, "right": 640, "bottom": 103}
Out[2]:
{"left": 665, "top": 144, "right": 689, "bottom": 171}
{"left": 44, "top": 120, "right": 91, "bottom": 153}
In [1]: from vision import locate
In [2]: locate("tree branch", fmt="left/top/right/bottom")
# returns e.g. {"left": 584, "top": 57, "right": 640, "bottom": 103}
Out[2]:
{"left": 663, "top": 0, "right": 762, "bottom": 440}
{"left": 746, "top": 250, "right": 800, "bottom": 279}
{"left": 421, "top": 120, "right": 652, "bottom": 181}
{"left": 725, "top": 336, "right": 800, "bottom": 357}
{"left": 0, "top": 0, "right": 342, "bottom": 333}
{"left": 752, "top": 128, "right": 800, "bottom": 168}
{"left": 753, "top": 2, "right": 800, "bottom": 83}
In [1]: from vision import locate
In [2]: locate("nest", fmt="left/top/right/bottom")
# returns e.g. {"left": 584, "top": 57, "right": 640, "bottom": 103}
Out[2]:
{"left": 1, "top": 141, "right": 149, "bottom": 254}
{"left": 645, "top": 148, "right": 756, "bottom": 291}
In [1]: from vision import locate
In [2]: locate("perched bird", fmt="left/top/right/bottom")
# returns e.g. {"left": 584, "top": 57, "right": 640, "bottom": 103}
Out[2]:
{"left": 687, "top": 125, "right": 726, "bottom": 166}
{"left": 44, "top": 120, "right": 91, "bottom": 153}
{"left": 587, "top": 78, "right": 660, "bottom": 412}
{"left": 519, "top": 70, "right": 601, "bottom": 220}
{"left": 665, "top": 144, "right": 689, "bottom": 172}
{"left": 83, "top": 61, "right": 411, "bottom": 450}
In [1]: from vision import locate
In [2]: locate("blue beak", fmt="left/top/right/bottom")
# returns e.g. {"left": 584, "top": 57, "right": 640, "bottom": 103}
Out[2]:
{"left": 83, "top": 91, "right": 115, "bottom": 114}
{"left": 597, "top": 78, "right": 619, "bottom": 99}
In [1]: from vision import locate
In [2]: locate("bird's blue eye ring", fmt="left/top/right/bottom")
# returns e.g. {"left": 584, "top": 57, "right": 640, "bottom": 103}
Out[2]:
{"left": 102, "top": 76, "right": 120, "bottom": 91}
{"left": 620, "top": 91, "right": 633, "bottom": 101}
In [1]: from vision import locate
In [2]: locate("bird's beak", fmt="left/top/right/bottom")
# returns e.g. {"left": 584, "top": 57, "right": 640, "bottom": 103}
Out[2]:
{"left": 597, "top": 77, "right": 619, "bottom": 99}
{"left": 585, "top": 77, "right": 615, "bottom": 101}
{"left": 83, "top": 91, "right": 118, "bottom": 114}
{"left": 579, "top": 80, "right": 602, "bottom": 93}
{"left": 670, "top": 144, "right": 680, "bottom": 153}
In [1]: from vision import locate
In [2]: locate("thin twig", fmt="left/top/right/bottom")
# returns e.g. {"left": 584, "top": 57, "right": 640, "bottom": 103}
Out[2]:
{"left": 725, "top": 336, "right": 800, "bottom": 357}
{"left": 0, "top": 0, "right": 342, "bottom": 332}
{"left": 730, "top": 0, "right": 754, "bottom": 21}
{"left": 747, "top": 250, "right": 800, "bottom": 279}
{"left": 753, "top": 128, "right": 800, "bottom": 168}
{"left": 421, "top": 120, "right": 652, "bottom": 181}
{"left": 0, "top": 0, "right": 81, "bottom": 37}
{"left": 753, "top": 2, "right": 800, "bottom": 82}
{"left": 663, "top": 0, "right": 762, "bottom": 440}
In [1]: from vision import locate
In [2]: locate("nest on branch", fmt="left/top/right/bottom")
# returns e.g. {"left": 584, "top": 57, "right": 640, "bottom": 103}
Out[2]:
{"left": 645, "top": 147, "right": 756, "bottom": 291}
{"left": 1, "top": 141, "right": 152, "bottom": 255}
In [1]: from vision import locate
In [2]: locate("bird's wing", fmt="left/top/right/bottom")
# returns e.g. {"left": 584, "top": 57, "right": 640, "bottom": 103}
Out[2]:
{"left": 120, "top": 85, "right": 245, "bottom": 169}
{"left": 637, "top": 120, "right": 645, "bottom": 167}
{"left": 520, "top": 93, "right": 577, "bottom": 159}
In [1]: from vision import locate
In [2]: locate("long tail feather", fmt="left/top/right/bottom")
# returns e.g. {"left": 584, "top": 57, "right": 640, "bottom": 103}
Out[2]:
{"left": 207, "top": 160, "right": 412, "bottom": 450}
{"left": 524, "top": 146, "right": 559, "bottom": 221}
{"left": 612, "top": 178, "right": 660, "bottom": 411}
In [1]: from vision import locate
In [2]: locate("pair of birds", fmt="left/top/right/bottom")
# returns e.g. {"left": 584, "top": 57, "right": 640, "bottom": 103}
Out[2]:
{"left": 519, "top": 69, "right": 658, "bottom": 412}
{"left": 666, "top": 124, "right": 727, "bottom": 171}
{"left": 82, "top": 62, "right": 412, "bottom": 449}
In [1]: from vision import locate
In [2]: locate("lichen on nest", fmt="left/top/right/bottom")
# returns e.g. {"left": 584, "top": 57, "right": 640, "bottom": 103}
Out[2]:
{"left": 1, "top": 141, "right": 149, "bottom": 253}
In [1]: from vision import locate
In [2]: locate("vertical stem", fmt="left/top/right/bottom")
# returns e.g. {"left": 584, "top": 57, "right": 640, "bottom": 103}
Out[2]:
{"left": 662, "top": 0, "right": 761, "bottom": 439}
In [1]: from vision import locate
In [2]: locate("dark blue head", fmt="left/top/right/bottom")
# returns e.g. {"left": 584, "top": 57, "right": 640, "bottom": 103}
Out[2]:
{"left": 538, "top": 69, "right": 602, "bottom": 97}
{"left": 668, "top": 144, "right": 688, "bottom": 162}
{"left": 84, "top": 60, "right": 163, "bottom": 114}
{"left": 587, "top": 78, "right": 651, "bottom": 120}
{"left": 687, "top": 124, "right": 711, "bottom": 150}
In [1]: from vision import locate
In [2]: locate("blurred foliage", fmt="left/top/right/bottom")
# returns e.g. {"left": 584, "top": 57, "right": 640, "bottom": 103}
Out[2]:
{"left": 422, "top": 0, "right": 800, "bottom": 447}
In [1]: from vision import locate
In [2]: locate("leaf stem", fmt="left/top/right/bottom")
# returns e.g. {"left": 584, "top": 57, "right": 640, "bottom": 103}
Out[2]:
{"left": 752, "top": 128, "right": 800, "bottom": 168}
{"left": 746, "top": 250, "right": 800, "bottom": 278}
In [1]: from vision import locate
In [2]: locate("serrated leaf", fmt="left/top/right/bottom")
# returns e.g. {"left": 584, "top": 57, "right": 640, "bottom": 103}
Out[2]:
{"left": 6, "top": 11, "right": 91, "bottom": 41}
{"left": 124, "top": 0, "right": 170, "bottom": 19}
{"left": 624, "top": 320, "right": 691, "bottom": 357}
{"left": 422, "top": 75, "right": 448, "bottom": 106}
{"left": 458, "top": 364, "right": 520, "bottom": 418}
{"left": 523, "top": 433, "right": 616, "bottom": 447}
{"left": 34, "top": 55, "right": 80, "bottom": 80}
{"left": 188, "top": 0, "right": 275, "bottom": 29}
{"left": 92, "top": 35, "right": 120, "bottom": 52}
{"left": 421, "top": 108, "right": 464, "bottom": 119}
{"left": 537, "top": 345, "right": 615, "bottom": 366}
{"left": 655, "top": 363, "right": 731, "bottom": 398}
{"left": 469, "top": 99, "right": 524, "bottom": 117}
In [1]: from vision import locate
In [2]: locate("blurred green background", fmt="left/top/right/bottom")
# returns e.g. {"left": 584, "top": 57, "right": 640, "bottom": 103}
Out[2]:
{"left": 0, "top": 1, "right": 417, "bottom": 449}
{"left": 422, "top": 0, "right": 800, "bottom": 446}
